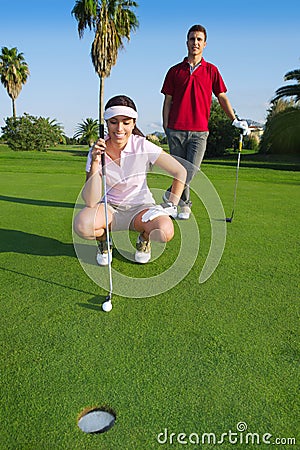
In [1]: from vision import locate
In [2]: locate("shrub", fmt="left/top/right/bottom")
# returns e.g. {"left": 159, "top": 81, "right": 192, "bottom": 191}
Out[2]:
{"left": 243, "top": 135, "right": 259, "bottom": 152}
{"left": 146, "top": 134, "right": 163, "bottom": 147}
{"left": 207, "top": 99, "right": 237, "bottom": 156}
{"left": 259, "top": 108, "right": 300, "bottom": 154}
{"left": 1, "top": 114, "right": 64, "bottom": 151}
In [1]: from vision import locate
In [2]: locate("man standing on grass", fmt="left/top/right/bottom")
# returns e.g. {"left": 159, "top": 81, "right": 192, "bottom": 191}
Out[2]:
{"left": 161, "top": 24, "right": 249, "bottom": 219}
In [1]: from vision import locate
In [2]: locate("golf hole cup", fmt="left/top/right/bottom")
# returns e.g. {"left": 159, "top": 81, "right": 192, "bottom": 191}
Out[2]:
{"left": 77, "top": 407, "right": 116, "bottom": 434}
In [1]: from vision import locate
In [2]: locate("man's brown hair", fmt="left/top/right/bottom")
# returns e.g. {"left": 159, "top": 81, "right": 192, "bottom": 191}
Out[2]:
{"left": 187, "top": 24, "right": 207, "bottom": 42}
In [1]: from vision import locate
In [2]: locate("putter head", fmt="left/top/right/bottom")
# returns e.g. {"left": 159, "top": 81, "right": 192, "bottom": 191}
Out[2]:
{"left": 225, "top": 218, "right": 232, "bottom": 223}
{"left": 105, "top": 293, "right": 112, "bottom": 301}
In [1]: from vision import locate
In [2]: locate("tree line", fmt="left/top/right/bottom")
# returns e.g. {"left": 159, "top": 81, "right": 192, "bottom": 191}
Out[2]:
{"left": 0, "top": 0, "right": 299, "bottom": 154}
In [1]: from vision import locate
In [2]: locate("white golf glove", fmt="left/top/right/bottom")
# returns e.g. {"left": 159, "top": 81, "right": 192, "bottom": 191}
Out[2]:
{"left": 141, "top": 203, "right": 177, "bottom": 222}
{"left": 232, "top": 118, "right": 250, "bottom": 136}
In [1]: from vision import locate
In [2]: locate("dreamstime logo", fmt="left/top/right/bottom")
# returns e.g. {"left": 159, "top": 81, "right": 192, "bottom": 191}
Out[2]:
{"left": 156, "top": 422, "right": 297, "bottom": 446}
{"left": 72, "top": 154, "right": 227, "bottom": 298}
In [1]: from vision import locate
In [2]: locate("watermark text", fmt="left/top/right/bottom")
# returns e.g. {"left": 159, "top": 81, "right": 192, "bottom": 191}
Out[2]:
{"left": 157, "top": 422, "right": 296, "bottom": 446}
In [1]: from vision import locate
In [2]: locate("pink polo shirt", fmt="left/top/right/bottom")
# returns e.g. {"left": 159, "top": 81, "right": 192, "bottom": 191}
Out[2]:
{"left": 86, "top": 134, "right": 162, "bottom": 206}
{"left": 161, "top": 57, "right": 227, "bottom": 131}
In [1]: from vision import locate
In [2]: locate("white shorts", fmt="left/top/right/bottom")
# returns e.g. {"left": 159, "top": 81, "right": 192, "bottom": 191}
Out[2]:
{"left": 108, "top": 203, "right": 155, "bottom": 231}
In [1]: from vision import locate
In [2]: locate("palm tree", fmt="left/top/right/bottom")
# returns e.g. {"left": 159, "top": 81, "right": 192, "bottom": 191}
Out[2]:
{"left": 260, "top": 68, "right": 300, "bottom": 154}
{"left": 273, "top": 68, "right": 300, "bottom": 103}
{"left": 74, "top": 117, "right": 99, "bottom": 145}
{"left": 72, "top": 0, "right": 139, "bottom": 133}
{"left": 0, "top": 47, "right": 30, "bottom": 117}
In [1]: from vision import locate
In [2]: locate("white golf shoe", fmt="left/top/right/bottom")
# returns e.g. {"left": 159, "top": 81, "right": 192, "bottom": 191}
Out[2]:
{"left": 178, "top": 204, "right": 191, "bottom": 220}
{"left": 96, "top": 239, "right": 113, "bottom": 266}
{"left": 135, "top": 235, "right": 151, "bottom": 264}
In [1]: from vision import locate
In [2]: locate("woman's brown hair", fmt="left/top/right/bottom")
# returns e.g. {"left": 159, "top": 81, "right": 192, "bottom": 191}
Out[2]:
{"left": 105, "top": 95, "right": 144, "bottom": 137}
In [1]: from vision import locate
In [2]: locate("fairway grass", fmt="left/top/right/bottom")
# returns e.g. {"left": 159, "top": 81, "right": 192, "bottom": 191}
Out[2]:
{"left": 0, "top": 146, "right": 299, "bottom": 449}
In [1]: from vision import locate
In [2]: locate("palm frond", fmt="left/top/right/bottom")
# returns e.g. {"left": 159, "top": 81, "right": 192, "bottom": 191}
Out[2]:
{"left": 273, "top": 85, "right": 300, "bottom": 103}
{"left": 71, "top": 0, "right": 98, "bottom": 38}
{"left": 284, "top": 69, "right": 300, "bottom": 83}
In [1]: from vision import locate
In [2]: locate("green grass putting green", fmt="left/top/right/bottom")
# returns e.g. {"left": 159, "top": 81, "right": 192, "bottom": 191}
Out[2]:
{"left": 0, "top": 145, "right": 299, "bottom": 449}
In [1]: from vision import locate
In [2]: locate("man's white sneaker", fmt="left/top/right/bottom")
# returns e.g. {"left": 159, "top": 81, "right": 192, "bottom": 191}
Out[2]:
{"left": 161, "top": 202, "right": 178, "bottom": 219}
{"left": 96, "top": 239, "right": 112, "bottom": 266}
{"left": 135, "top": 235, "right": 151, "bottom": 264}
{"left": 178, "top": 204, "right": 191, "bottom": 220}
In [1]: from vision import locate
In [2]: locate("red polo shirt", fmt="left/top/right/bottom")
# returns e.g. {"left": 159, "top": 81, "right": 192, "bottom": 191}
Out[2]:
{"left": 161, "top": 57, "right": 227, "bottom": 131}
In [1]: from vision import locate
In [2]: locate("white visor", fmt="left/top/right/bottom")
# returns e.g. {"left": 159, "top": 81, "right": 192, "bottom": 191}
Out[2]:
{"left": 104, "top": 106, "right": 138, "bottom": 120}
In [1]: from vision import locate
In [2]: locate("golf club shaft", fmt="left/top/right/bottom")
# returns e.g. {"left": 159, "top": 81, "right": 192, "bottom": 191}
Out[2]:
{"left": 229, "top": 133, "right": 243, "bottom": 220}
{"left": 100, "top": 124, "right": 113, "bottom": 298}
{"left": 231, "top": 152, "right": 241, "bottom": 213}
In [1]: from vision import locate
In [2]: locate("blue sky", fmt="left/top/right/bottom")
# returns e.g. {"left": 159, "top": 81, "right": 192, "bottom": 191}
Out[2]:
{"left": 0, "top": 0, "right": 299, "bottom": 137}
